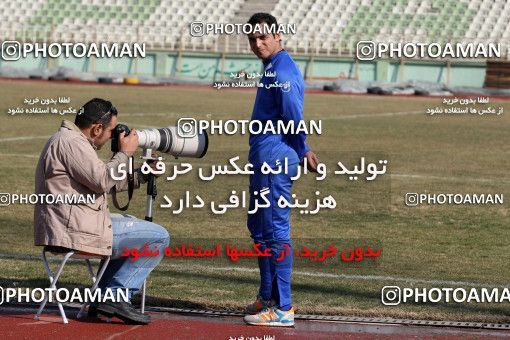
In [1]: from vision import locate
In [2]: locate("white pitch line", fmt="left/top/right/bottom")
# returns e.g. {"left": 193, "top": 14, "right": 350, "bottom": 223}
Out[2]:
{"left": 122, "top": 112, "right": 177, "bottom": 117}
{"left": 0, "top": 109, "right": 425, "bottom": 143}
{"left": 0, "top": 136, "right": 50, "bottom": 142}
{"left": 121, "top": 112, "right": 228, "bottom": 117}
{"left": 0, "top": 153, "right": 40, "bottom": 158}
{"left": 125, "top": 124, "right": 157, "bottom": 129}
{"left": 325, "top": 110, "right": 424, "bottom": 120}
{"left": 164, "top": 263, "right": 507, "bottom": 289}
{"left": 0, "top": 253, "right": 504, "bottom": 288}
{"left": 123, "top": 110, "right": 424, "bottom": 120}
{"left": 391, "top": 173, "right": 510, "bottom": 184}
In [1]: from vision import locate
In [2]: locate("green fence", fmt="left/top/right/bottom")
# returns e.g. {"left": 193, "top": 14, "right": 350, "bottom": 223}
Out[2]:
{"left": 0, "top": 51, "right": 486, "bottom": 87}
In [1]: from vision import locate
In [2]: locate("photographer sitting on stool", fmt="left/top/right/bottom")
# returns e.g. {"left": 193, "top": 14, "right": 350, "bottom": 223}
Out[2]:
{"left": 34, "top": 98, "right": 169, "bottom": 325}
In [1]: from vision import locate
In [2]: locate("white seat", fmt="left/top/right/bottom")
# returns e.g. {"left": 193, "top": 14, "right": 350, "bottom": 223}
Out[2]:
{"left": 34, "top": 246, "right": 111, "bottom": 324}
{"left": 34, "top": 245, "right": 148, "bottom": 324}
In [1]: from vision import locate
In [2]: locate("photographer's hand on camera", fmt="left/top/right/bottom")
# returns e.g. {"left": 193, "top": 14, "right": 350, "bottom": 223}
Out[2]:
{"left": 149, "top": 152, "right": 164, "bottom": 178}
{"left": 119, "top": 129, "right": 139, "bottom": 156}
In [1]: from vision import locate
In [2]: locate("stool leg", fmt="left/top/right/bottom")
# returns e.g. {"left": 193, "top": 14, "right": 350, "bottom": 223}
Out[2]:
{"left": 35, "top": 250, "right": 74, "bottom": 324}
{"left": 35, "top": 250, "right": 51, "bottom": 321}
{"left": 92, "top": 256, "right": 110, "bottom": 291}
{"left": 141, "top": 279, "right": 146, "bottom": 314}
{"left": 77, "top": 259, "right": 97, "bottom": 319}
{"left": 77, "top": 256, "right": 111, "bottom": 319}
{"left": 95, "top": 257, "right": 112, "bottom": 323}
{"left": 85, "top": 259, "right": 96, "bottom": 282}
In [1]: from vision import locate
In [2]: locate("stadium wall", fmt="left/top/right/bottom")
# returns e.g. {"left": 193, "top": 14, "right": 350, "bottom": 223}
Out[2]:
{"left": 0, "top": 50, "right": 486, "bottom": 87}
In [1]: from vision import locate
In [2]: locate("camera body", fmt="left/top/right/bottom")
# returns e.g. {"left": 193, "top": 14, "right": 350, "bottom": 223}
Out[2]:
{"left": 111, "top": 123, "right": 131, "bottom": 153}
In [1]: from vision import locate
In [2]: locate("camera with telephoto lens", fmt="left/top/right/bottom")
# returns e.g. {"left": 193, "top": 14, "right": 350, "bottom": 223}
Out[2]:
{"left": 111, "top": 123, "right": 208, "bottom": 158}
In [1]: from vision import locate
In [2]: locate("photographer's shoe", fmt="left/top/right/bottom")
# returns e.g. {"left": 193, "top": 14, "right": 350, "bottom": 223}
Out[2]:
{"left": 96, "top": 301, "right": 151, "bottom": 325}
{"left": 245, "top": 295, "right": 274, "bottom": 315}
{"left": 243, "top": 306, "right": 295, "bottom": 327}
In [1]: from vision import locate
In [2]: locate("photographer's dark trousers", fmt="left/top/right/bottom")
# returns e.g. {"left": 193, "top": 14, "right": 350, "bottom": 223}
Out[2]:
{"left": 247, "top": 162, "right": 298, "bottom": 312}
{"left": 97, "top": 214, "right": 170, "bottom": 301}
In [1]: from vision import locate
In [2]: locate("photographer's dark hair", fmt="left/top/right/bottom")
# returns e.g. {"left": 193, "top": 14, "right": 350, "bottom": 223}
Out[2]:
{"left": 75, "top": 98, "right": 118, "bottom": 129}
{"left": 247, "top": 13, "right": 278, "bottom": 29}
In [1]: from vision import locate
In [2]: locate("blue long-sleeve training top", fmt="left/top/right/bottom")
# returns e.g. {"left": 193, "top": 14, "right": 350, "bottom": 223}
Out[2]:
{"left": 249, "top": 50, "right": 310, "bottom": 169}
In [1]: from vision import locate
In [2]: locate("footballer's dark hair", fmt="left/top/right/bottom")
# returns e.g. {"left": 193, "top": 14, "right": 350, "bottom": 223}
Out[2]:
{"left": 247, "top": 13, "right": 278, "bottom": 29}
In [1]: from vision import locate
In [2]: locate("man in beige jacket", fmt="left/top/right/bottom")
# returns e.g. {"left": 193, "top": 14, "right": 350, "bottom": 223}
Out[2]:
{"left": 34, "top": 98, "right": 169, "bottom": 324}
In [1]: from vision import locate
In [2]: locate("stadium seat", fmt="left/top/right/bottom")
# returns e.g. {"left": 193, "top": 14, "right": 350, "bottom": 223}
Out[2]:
{"left": 0, "top": 0, "right": 508, "bottom": 58}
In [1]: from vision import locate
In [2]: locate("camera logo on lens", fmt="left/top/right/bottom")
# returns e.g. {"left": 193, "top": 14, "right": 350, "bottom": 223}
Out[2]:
{"left": 381, "top": 286, "right": 401, "bottom": 306}
{"left": 356, "top": 41, "right": 376, "bottom": 61}
{"left": 405, "top": 193, "right": 419, "bottom": 207}
{"left": 190, "top": 22, "right": 205, "bottom": 37}
{"left": 178, "top": 118, "right": 198, "bottom": 138}
{"left": 0, "top": 193, "right": 11, "bottom": 206}
{"left": 1, "top": 41, "right": 21, "bottom": 61}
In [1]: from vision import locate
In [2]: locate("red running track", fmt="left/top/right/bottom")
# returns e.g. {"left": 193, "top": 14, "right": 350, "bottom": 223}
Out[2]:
{"left": 0, "top": 306, "right": 508, "bottom": 339}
